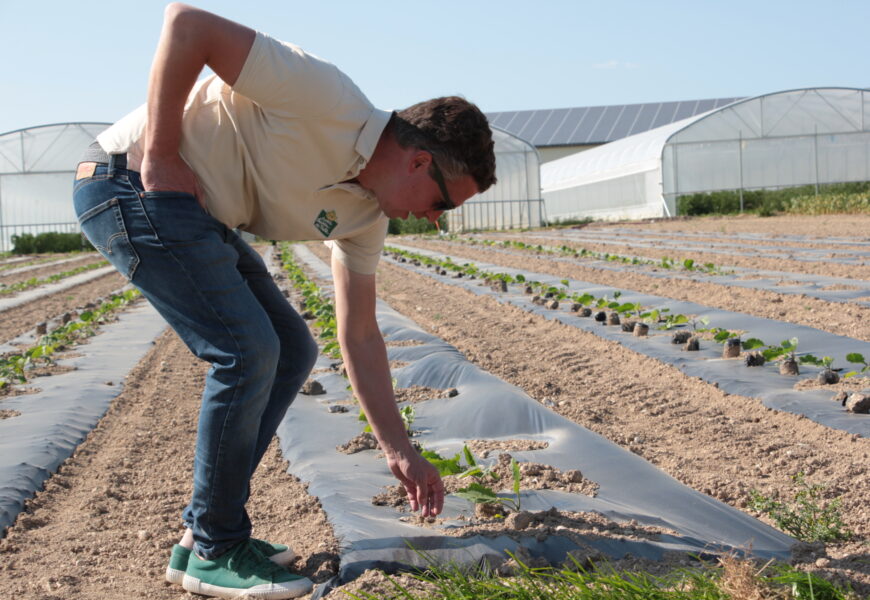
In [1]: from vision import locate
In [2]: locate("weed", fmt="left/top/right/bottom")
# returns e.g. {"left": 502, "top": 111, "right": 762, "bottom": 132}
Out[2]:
{"left": 748, "top": 473, "right": 853, "bottom": 542}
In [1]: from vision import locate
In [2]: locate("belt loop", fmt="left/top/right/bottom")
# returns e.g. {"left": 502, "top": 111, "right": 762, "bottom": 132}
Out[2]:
{"left": 107, "top": 153, "right": 118, "bottom": 178}
{"left": 106, "top": 153, "right": 127, "bottom": 178}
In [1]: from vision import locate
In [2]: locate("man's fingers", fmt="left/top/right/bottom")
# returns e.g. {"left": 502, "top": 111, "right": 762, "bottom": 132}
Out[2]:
{"left": 431, "top": 482, "right": 445, "bottom": 516}
{"left": 404, "top": 482, "right": 419, "bottom": 511}
{"left": 416, "top": 480, "right": 429, "bottom": 517}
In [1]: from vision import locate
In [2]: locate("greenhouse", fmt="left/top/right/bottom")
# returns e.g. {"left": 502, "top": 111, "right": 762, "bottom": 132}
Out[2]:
{"left": 445, "top": 126, "right": 543, "bottom": 231}
{"left": 0, "top": 122, "right": 109, "bottom": 251}
{"left": 541, "top": 87, "right": 870, "bottom": 220}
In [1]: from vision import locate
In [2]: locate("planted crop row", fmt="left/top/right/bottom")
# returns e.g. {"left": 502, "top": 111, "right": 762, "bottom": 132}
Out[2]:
{"left": 429, "top": 233, "right": 728, "bottom": 274}
{"left": 0, "top": 289, "right": 140, "bottom": 388}
{"left": 384, "top": 246, "right": 870, "bottom": 411}
{"left": 0, "top": 260, "right": 108, "bottom": 296}
{"left": 278, "top": 244, "right": 340, "bottom": 359}
{"left": 0, "top": 255, "right": 64, "bottom": 273}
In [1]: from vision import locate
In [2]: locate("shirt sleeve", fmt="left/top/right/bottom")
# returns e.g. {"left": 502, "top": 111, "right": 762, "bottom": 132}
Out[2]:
{"left": 232, "top": 31, "right": 347, "bottom": 118}
{"left": 324, "top": 218, "right": 388, "bottom": 275}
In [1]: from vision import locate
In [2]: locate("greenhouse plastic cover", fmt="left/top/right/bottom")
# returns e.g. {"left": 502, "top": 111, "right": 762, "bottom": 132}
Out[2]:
{"left": 541, "top": 88, "right": 870, "bottom": 220}
{"left": 0, "top": 301, "right": 167, "bottom": 535}
{"left": 277, "top": 247, "right": 794, "bottom": 597}
{"left": 388, "top": 243, "right": 870, "bottom": 438}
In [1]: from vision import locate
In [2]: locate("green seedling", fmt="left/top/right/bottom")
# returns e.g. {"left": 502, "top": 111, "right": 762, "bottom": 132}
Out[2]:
{"left": 455, "top": 456, "right": 522, "bottom": 513}
{"left": 844, "top": 353, "right": 869, "bottom": 377}
{"left": 658, "top": 313, "right": 689, "bottom": 330}
{"left": 762, "top": 337, "right": 799, "bottom": 362}
{"left": 710, "top": 327, "right": 739, "bottom": 343}
{"left": 690, "top": 316, "right": 710, "bottom": 332}
{"left": 748, "top": 472, "right": 852, "bottom": 542}
{"left": 799, "top": 354, "right": 837, "bottom": 369}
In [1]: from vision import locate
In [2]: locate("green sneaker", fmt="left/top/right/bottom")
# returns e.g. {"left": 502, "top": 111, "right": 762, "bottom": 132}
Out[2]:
{"left": 165, "top": 539, "right": 298, "bottom": 585}
{"left": 182, "top": 539, "right": 312, "bottom": 599}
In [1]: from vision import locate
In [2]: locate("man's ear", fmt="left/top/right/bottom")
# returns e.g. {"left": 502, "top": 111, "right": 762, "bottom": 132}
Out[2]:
{"left": 409, "top": 149, "right": 432, "bottom": 173}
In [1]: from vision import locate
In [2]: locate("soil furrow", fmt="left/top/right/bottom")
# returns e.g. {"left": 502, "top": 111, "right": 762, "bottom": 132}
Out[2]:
{"left": 395, "top": 238, "right": 870, "bottom": 342}
{"left": 0, "top": 272, "right": 126, "bottom": 344}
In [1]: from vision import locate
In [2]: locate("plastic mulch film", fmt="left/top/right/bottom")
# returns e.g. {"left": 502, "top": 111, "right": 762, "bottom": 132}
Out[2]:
{"left": 0, "top": 302, "right": 167, "bottom": 535}
{"left": 440, "top": 236, "right": 870, "bottom": 307}
{"left": 388, "top": 243, "right": 870, "bottom": 437}
{"left": 525, "top": 229, "right": 870, "bottom": 267}
{"left": 272, "top": 246, "right": 794, "bottom": 598}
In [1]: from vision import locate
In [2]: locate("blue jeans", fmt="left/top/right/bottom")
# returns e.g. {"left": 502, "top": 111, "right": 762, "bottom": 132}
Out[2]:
{"left": 73, "top": 162, "right": 318, "bottom": 559}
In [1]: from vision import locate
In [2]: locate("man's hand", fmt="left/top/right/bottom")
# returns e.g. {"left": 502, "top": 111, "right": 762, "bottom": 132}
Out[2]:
{"left": 387, "top": 449, "right": 445, "bottom": 517}
{"left": 140, "top": 153, "right": 204, "bottom": 209}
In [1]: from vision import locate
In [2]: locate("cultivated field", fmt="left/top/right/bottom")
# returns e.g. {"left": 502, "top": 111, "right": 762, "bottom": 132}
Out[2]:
{"left": 0, "top": 214, "right": 868, "bottom": 599}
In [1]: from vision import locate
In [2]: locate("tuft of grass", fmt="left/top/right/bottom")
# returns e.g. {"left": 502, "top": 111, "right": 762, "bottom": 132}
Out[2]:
{"left": 748, "top": 473, "right": 853, "bottom": 543}
{"left": 343, "top": 550, "right": 856, "bottom": 600}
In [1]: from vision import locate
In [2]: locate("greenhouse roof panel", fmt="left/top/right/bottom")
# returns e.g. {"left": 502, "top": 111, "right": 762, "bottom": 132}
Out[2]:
{"left": 488, "top": 97, "right": 742, "bottom": 147}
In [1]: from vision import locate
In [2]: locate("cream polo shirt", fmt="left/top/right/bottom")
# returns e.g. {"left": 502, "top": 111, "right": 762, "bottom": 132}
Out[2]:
{"left": 97, "top": 31, "right": 390, "bottom": 274}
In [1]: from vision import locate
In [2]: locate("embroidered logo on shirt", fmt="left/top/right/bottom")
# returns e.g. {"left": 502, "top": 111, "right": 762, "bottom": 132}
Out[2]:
{"left": 314, "top": 209, "right": 338, "bottom": 237}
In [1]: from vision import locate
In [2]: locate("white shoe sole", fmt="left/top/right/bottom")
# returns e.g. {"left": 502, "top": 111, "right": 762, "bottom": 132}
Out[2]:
{"left": 166, "top": 547, "right": 297, "bottom": 586}
{"left": 182, "top": 573, "right": 313, "bottom": 599}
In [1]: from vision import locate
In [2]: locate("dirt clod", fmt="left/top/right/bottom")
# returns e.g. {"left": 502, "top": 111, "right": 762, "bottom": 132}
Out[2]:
{"left": 744, "top": 351, "right": 765, "bottom": 366}
{"left": 301, "top": 379, "right": 325, "bottom": 395}
{"left": 633, "top": 323, "right": 649, "bottom": 337}
{"left": 779, "top": 357, "right": 800, "bottom": 376}
{"left": 845, "top": 393, "right": 870, "bottom": 413}
{"left": 723, "top": 338, "right": 741, "bottom": 358}
{"left": 818, "top": 369, "right": 840, "bottom": 385}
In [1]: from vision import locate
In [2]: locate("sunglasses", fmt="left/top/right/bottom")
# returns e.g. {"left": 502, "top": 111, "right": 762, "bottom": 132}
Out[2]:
{"left": 427, "top": 152, "right": 456, "bottom": 212}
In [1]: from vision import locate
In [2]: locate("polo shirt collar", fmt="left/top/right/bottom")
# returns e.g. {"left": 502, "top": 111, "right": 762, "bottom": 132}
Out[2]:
{"left": 354, "top": 108, "right": 393, "bottom": 163}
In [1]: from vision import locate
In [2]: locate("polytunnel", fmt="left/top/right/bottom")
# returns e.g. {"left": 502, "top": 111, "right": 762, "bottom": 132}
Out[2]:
{"left": 0, "top": 123, "right": 109, "bottom": 251}
{"left": 446, "top": 126, "right": 543, "bottom": 232}
{"left": 541, "top": 88, "right": 870, "bottom": 220}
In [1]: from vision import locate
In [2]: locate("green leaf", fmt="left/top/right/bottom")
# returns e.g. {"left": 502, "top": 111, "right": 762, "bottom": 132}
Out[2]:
{"left": 515, "top": 274, "right": 526, "bottom": 283}
{"left": 511, "top": 459, "right": 521, "bottom": 498}
{"left": 743, "top": 338, "right": 765, "bottom": 350}
{"left": 462, "top": 444, "right": 476, "bottom": 467}
{"left": 713, "top": 329, "right": 732, "bottom": 342}
{"left": 455, "top": 482, "right": 499, "bottom": 505}
{"left": 683, "top": 258, "right": 695, "bottom": 270}
{"left": 846, "top": 352, "right": 866, "bottom": 364}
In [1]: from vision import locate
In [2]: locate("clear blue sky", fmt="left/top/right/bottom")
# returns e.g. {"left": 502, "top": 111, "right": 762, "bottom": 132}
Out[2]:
{"left": 2, "top": 0, "right": 868, "bottom": 135}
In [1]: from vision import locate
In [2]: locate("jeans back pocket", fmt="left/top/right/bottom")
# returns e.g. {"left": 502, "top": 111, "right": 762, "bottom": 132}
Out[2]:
{"left": 77, "top": 197, "right": 140, "bottom": 280}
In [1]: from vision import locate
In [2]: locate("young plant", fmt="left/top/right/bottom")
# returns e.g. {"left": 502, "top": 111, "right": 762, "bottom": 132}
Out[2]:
{"left": 748, "top": 472, "right": 853, "bottom": 542}
{"left": 658, "top": 313, "right": 689, "bottom": 330}
{"left": 761, "top": 337, "right": 799, "bottom": 362}
{"left": 455, "top": 455, "right": 522, "bottom": 513}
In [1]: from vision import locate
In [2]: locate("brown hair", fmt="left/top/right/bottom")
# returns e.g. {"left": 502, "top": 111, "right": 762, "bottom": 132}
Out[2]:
{"left": 391, "top": 96, "right": 497, "bottom": 193}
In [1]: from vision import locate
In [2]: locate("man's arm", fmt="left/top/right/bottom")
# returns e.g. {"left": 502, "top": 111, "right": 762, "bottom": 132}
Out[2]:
{"left": 331, "top": 253, "right": 444, "bottom": 517}
{"left": 142, "top": 3, "right": 256, "bottom": 197}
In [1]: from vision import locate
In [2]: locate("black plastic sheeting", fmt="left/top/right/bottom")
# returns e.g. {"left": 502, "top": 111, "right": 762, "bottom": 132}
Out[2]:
{"left": 389, "top": 243, "right": 870, "bottom": 437}
{"left": 0, "top": 302, "right": 167, "bottom": 535}
{"left": 273, "top": 246, "right": 794, "bottom": 598}
{"left": 436, "top": 237, "right": 870, "bottom": 308}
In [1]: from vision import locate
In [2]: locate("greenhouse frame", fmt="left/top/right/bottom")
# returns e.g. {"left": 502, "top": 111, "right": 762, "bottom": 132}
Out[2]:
{"left": 445, "top": 126, "right": 543, "bottom": 232}
{"left": 541, "top": 87, "right": 870, "bottom": 220}
{"left": 1, "top": 121, "right": 540, "bottom": 246}
{"left": 0, "top": 122, "right": 109, "bottom": 251}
